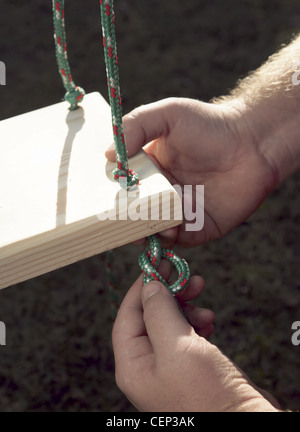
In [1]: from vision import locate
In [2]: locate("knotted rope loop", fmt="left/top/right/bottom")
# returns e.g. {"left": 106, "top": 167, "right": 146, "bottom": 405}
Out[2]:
{"left": 138, "top": 235, "right": 190, "bottom": 295}
{"left": 64, "top": 86, "right": 85, "bottom": 111}
{"left": 113, "top": 166, "right": 140, "bottom": 189}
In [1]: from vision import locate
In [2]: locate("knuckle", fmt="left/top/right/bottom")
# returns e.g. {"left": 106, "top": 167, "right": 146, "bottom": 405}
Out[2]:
{"left": 124, "top": 105, "right": 146, "bottom": 122}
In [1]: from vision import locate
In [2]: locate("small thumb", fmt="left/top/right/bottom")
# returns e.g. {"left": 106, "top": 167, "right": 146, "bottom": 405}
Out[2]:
{"left": 142, "top": 281, "right": 191, "bottom": 355}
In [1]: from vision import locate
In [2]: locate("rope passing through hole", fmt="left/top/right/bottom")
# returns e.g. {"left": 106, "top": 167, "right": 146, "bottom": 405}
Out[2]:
{"left": 99, "top": 0, "right": 139, "bottom": 189}
{"left": 99, "top": 0, "right": 190, "bottom": 296}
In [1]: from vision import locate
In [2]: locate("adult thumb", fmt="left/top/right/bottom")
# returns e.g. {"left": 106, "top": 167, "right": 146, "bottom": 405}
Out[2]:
{"left": 142, "top": 281, "right": 192, "bottom": 355}
{"left": 105, "top": 99, "right": 177, "bottom": 161}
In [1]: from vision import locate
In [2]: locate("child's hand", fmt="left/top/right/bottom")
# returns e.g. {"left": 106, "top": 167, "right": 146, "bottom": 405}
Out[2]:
{"left": 112, "top": 261, "right": 280, "bottom": 412}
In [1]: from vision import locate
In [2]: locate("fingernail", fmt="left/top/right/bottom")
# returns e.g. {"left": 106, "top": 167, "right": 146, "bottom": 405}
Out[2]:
{"left": 143, "top": 282, "right": 161, "bottom": 301}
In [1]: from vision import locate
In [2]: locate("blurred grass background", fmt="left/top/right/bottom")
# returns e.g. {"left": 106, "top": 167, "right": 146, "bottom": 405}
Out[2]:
{"left": 0, "top": 0, "right": 300, "bottom": 412}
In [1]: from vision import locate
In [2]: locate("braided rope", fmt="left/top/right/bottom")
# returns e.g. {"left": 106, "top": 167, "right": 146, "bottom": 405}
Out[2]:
{"left": 52, "top": 0, "right": 85, "bottom": 110}
{"left": 99, "top": 0, "right": 139, "bottom": 189}
{"left": 99, "top": 1, "right": 190, "bottom": 295}
{"left": 139, "top": 236, "right": 190, "bottom": 294}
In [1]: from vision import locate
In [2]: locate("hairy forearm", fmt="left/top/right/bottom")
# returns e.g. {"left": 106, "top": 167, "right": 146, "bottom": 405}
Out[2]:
{"left": 217, "top": 34, "right": 300, "bottom": 183}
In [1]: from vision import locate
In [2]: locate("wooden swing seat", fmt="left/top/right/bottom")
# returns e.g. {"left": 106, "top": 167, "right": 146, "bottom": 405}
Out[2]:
{"left": 0, "top": 92, "right": 182, "bottom": 290}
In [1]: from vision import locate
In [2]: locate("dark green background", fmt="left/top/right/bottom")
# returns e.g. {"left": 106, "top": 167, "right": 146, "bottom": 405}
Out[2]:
{"left": 0, "top": 0, "right": 299, "bottom": 412}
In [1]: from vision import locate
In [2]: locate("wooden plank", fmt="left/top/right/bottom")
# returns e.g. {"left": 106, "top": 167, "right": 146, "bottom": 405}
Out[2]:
{"left": 0, "top": 92, "right": 182, "bottom": 289}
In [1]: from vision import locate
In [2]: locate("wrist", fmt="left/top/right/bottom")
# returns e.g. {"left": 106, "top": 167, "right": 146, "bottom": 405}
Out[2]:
{"left": 226, "top": 93, "right": 300, "bottom": 185}
{"left": 233, "top": 397, "right": 279, "bottom": 412}
{"left": 214, "top": 98, "right": 280, "bottom": 193}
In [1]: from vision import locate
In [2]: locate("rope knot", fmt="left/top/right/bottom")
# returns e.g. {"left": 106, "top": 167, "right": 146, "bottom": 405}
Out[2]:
{"left": 64, "top": 86, "right": 85, "bottom": 111}
{"left": 113, "top": 167, "right": 139, "bottom": 189}
{"left": 138, "top": 235, "right": 190, "bottom": 295}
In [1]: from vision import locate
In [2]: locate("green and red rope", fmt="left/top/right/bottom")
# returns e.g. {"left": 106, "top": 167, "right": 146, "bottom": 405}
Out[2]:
{"left": 52, "top": 0, "right": 85, "bottom": 111}
{"left": 52, "top": 0, "right": 190, "bottom": 299}
{"left": 139, "top": 235, "right": 190, "bottom": 295}
{"left": 99, "top": 0, "right": 139, "bottom": 188}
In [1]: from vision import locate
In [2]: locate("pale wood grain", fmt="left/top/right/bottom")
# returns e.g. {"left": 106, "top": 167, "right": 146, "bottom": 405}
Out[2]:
{"left": 0, "top": 92, "right": 182, "bottom": 289}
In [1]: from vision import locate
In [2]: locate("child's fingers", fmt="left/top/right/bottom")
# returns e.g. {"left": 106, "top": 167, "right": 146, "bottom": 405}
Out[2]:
{"left": 131, "top": 226, "right": 178, "bottom": 249}
{"left": 132, "top": 238, "right": 147, "bottom": 246}
{"left": 176, "top": 275, "right": 205, "bottom": 302}
{"left": 156, "top": 227, "right": 178, "bottom": 249}
{"left": 155, "top": 259, "right": 172, "bottom": 282}
{"left": 153, "top": 267, "right": 205, "bottom": 303}
{"left": 144, "top": 266, "right": 205, "bottom": 303}
{"left": 181, "top": 303, "right": 215, "bottom": 333}
{"left": 195, "top": 323, "right": 214, "bottom": 339}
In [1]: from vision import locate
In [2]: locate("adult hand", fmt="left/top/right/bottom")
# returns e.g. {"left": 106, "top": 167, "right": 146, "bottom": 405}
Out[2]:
{"left": 112, "top": 262, "right": 280, "bottom": 412}
{"left": 106, "top": 98, "right": 277, "bottom": 248}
